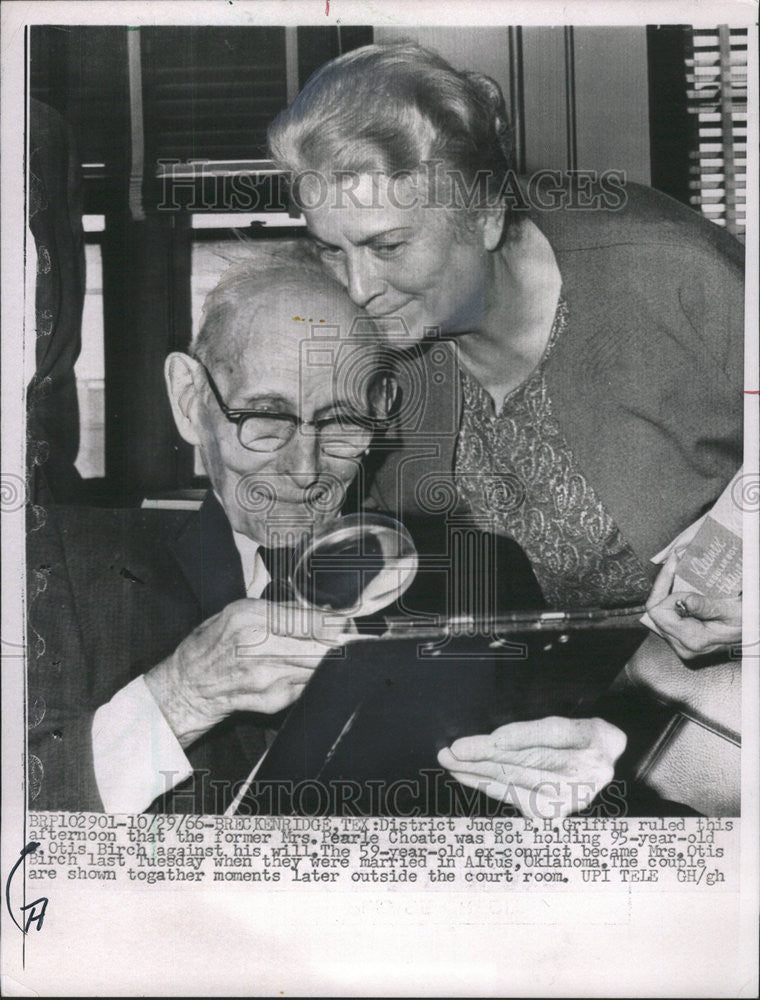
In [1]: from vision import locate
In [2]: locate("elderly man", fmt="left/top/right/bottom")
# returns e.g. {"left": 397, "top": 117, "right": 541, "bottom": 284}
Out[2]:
{"left": 28, "top": 243, "right": 628, "bottom": 817}
{"left": 27, "top": 245, "right": 394, "bottom": 814}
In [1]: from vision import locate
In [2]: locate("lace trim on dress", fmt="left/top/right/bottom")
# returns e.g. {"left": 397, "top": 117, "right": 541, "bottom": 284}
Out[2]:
{"left": 454, "top": 297, "right": 651, "bottom": 608}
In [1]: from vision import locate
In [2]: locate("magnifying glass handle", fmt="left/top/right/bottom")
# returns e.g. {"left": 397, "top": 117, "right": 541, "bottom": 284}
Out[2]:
{"left": 317, "top": 616, "right": 381, "bottom": 646}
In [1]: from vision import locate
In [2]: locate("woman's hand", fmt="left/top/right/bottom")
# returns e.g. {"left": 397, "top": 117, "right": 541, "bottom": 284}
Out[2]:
{"left": 645, "top": 551, "right": 742, "bottom": 659}
{"left": 437, "top": 716, "right": 626, "bottom": 819}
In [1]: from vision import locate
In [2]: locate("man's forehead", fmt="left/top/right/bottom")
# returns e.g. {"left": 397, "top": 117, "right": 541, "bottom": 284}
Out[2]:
{"left": 226, "top": 285, "right": 354, "bottom": 344}
{"left": 227, "top": 327, "right": 372, "bottom": 404}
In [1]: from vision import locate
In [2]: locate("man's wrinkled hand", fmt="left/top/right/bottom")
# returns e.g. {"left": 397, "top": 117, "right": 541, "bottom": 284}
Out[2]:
{"left": 145, "top": 599, "right": 341, "bottom": 749}
{"left": 437, "top": 716, "right": 626, "bottom": 819}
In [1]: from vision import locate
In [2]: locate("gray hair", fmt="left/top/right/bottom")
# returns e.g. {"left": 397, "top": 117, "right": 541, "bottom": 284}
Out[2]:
{"left": 268, "top": 42, "right": 515, "bottom": 220}
{"left": 189, "top": 238, "right": 400, "bottom": 426}
{"left": 191, "top": 238, "right": 348, "bottom": 371}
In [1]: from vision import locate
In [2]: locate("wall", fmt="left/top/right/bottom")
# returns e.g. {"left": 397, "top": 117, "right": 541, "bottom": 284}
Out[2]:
{"left": 374, "top": 24, "right": 651, "bottom": 183}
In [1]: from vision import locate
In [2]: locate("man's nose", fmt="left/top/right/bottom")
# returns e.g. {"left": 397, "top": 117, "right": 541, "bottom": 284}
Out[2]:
{"left": 286, "top": 427, "right": 323, "bottom": 488}
{"left": 345, "top": 251, "right": 385, "bottom": 309}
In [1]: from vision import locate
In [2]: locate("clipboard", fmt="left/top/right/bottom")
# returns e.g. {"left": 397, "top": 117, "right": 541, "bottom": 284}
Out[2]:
{"left": 246, "top": 609, "right": 647, "bottom": 817}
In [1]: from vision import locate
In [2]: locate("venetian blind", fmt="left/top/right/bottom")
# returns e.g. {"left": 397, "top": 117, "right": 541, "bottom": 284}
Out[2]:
{"left": 686, "top": 26, "right": 748, "bottom": 241}
{"left": 136, "top": 26, "right": 372, "bottom": 213}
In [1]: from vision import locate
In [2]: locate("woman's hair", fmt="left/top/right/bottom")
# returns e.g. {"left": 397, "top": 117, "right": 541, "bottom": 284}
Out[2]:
{"left": 268, "top": 42, "right": 516, "bottom": 219}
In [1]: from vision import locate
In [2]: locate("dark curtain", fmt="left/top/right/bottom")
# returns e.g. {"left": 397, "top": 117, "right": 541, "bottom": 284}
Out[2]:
{"left": 27, "top": 99, "right": 86, "bottom": 504}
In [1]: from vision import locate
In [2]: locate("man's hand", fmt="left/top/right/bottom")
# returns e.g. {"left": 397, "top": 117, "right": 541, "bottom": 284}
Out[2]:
{"left": 437, "top": 716, "right": 626, "bottom": 819}
{"left": 145, "top": 599, "right": 341, "bottom": 749}
{"left": 645, "top": 551, "right": 742, "bottom": 659}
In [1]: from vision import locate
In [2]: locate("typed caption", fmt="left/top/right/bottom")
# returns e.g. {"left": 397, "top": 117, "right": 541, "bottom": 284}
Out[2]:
{"left": 24, "top": 813, "right": 736, "bottom": 890}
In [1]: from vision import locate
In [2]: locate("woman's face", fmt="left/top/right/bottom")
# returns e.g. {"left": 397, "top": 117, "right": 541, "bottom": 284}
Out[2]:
{"left": 303, "top": 173, "right": 498, "bottom": 341}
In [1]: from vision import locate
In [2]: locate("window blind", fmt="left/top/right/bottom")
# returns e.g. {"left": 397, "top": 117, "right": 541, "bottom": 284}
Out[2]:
{"left": 686, "top": 26, "right": 748, "bottom": 240}
{"left": 139, "top": 26, "right": 372, "bottom": 213}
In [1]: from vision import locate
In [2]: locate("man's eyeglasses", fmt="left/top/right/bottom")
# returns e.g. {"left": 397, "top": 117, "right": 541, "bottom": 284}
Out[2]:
{"left": 195, "top": 359, "right": 397, "bottom": 457}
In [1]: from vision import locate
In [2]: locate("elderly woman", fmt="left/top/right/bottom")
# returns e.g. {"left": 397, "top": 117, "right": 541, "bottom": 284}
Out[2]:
{"left": 267, "top": 42, "right": 743, "bottom": 815}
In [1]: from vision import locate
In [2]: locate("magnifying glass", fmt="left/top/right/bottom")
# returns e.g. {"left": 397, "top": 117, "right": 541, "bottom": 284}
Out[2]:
{"left": 290, "top": 513, "right": 418, "bottom": 617}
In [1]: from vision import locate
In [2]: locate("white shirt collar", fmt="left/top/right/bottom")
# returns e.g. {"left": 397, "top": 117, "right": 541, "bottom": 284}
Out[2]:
{"left": 230, "top": 529, "right": 271, "bottom": 598}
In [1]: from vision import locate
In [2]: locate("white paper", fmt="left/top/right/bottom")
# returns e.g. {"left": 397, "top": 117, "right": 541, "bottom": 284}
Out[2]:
{"left": 2, "top": 2, "right": 758, "bottom": 996}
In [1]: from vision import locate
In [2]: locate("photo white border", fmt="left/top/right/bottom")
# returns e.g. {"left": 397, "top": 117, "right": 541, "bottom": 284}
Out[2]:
{"left": 2, "top": 2, "right": 758, "bottom": 996}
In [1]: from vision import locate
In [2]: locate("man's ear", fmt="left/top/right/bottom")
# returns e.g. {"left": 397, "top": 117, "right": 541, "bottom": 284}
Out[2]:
{"left": 165, "top": 352, "right": 203, "bottom": 446}
{"left": 480, "top": 206, "right": 506, "bottom": 252}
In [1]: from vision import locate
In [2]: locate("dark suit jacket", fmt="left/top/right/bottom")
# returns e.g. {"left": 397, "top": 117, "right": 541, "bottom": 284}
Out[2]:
{"left": 27, "top": 493, "right": 546, "bottom": 814}
{"left": 27, "top": 493, "right": 270, "bottom": 814}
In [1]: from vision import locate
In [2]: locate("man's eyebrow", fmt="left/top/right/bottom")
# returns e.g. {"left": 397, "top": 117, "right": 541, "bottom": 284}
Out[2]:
{"left": 230, "top": 395, "right": 356, "bottom": 417}
{"left": 233, "top": 393, "right": 295, "bottom": 411}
